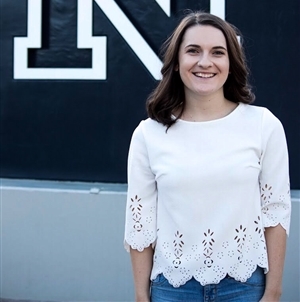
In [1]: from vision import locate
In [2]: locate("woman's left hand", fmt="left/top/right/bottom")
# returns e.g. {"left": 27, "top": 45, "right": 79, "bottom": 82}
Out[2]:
{"left": 259, "top": 292, "right": 281, "bottom": 302}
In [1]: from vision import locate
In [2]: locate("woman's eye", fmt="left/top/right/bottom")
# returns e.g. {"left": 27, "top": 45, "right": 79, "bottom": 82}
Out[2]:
{"left": 213, "top": 51, "right": 225, "bottom": 55}
{"left": 187, "top": 48, "right": 198, "bottom": 53}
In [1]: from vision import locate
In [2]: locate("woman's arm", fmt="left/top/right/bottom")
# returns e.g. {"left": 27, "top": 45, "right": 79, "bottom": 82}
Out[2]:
{"left": 125, "top": 124, "right": 158, "bottom": 301}
{"left": 258, "top": 110, "right": 291, "bottom": 301}
{"left": 130, "top": 246, "right": 154, "bottom": 302}
{"left": 260, "top": 224, "right": 287, "bottom": 302}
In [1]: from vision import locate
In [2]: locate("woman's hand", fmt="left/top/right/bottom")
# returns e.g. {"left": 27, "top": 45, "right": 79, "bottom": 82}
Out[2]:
{"left": 259, "top": 289, "right": 281, "bottom": 302}
{"left": 136, "top": 298, "right": 150, "bottom": 302}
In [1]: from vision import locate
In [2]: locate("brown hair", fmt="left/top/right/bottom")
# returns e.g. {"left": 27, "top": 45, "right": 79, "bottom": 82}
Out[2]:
{"left": 146, "top": 11, "right": 255, "bottom": 128}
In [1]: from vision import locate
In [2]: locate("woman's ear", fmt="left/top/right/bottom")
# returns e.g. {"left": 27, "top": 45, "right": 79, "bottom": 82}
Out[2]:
{"left": 174, "top": 64, "right": 179, "bottom": 71}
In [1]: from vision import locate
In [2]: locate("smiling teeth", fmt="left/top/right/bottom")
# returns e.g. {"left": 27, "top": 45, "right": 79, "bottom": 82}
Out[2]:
{"left": 195, "top": 73, "right": 215, "bottom": 78}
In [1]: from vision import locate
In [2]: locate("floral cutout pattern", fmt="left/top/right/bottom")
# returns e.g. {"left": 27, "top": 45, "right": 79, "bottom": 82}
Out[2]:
{"left": 234, "top": 225, "right": 247, "bottom": 262}
{"left": 173, "top": 231, "right": 184, "bottom": 268}
{"left": 130, "top": 195, "right": 143, "bottom": 232}
{"left": 254, "top": 216, "right": 264, "bottom": 243}
{"left": 148, "top": 209, "right": 287, "bottom": 287}
{"left": 202, "top": 229, "right": 215, "bottom": 268}
{"left": 127, "top": 187, "right": 289, "bottom": 285}
{"left": 260, "top": 183, "right": 274, "bottom": 216}
{"left": 260, "top": 183, "right": 273, "bottom": 202}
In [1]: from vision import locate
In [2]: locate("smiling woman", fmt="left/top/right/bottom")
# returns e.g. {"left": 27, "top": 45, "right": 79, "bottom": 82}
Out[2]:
{"left": 124, "top": 11, "right": 291, "bottom": 302}
{"left": 176, "top": 25, "right": 231, "bottom": 119}
{"left": 146, "top": 11, "right": 254, "bottom": 129}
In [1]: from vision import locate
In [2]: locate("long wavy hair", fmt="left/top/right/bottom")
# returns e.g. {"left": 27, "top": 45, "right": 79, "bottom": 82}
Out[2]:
{"left": 146, "top": 11, "right": 255, "bottom": 128}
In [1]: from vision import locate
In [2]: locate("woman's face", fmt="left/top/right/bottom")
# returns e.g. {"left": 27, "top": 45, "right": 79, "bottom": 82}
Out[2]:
{"left": 177, "top": 25, "right": 230, "bottom": 101}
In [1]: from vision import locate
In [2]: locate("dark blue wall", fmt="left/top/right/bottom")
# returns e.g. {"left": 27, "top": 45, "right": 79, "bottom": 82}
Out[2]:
{"left": 0, "top": 0, "right": 299, "bottom": 188}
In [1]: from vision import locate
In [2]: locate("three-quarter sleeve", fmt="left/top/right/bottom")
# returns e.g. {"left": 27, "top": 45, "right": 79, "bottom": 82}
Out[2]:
{"left": 124, "top": 122, "right": 157, "bottom": 252}
{"left": 259, "top": 109, "right": 291, "bottom": 235}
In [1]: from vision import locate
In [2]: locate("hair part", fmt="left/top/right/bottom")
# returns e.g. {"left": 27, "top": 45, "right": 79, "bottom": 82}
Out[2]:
{"left": 146, "top": 11, "right": 255, "bottom": 129}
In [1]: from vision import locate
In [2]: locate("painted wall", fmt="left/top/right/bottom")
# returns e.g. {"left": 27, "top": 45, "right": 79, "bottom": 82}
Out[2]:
{"left": 0, "top": 0, "right": 299, "bottom": 188}
{"left": 0, "top": 180, "right": 133, "bottom": 301}
{"left": 0, "top": 180, "right": 299, "bottom": 301}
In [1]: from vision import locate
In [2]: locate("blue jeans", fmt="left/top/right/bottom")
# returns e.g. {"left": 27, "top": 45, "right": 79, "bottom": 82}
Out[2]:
{"left": 151, "top": 267, "right": 265, "bottom": 302}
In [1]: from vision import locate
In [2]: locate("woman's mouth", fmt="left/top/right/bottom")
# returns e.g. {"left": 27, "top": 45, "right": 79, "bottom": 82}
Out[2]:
{"left": 194, "top": 72, "right": 215, "bottom": 78}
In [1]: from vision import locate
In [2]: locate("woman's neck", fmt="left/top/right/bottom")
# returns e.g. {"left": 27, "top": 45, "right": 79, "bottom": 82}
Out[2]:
{"left": 181, "top": 95, "right": 237, "bottom": 122}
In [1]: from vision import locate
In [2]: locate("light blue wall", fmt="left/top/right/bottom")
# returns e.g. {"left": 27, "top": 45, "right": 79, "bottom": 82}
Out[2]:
{"left": 0, "top": 179, "right": 299, "bottom": 302}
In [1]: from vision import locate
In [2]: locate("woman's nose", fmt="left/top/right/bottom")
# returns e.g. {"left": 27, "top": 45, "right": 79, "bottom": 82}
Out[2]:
{"left": 197, "top": 54, "right": 212, "bottom": 68}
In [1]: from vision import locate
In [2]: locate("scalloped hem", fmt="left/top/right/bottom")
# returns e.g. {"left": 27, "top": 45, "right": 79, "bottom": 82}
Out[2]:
{"left": 263, "top": 221, "right": 290, "bottom": 236}
{"left": 124, "top": 239, "right": 156, "bottom": 252}
{"left": 224, "top": 264, "right": 268, "bottom": 282}
{"left": 151, "top": 264, "right": 268, "bottom": 288}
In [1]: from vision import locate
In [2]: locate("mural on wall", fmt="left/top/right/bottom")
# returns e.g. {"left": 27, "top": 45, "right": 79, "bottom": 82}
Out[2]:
{"left": 0, "top": 0, "right": 299, "bottom": 187}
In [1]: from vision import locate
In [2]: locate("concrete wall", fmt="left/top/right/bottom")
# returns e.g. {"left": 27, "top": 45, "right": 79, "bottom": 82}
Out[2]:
{"left": 0, "top": 179, "right": 299, "bottom": 302}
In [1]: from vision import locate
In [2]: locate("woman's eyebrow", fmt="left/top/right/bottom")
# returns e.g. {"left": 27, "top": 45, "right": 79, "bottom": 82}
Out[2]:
{"left": 212, "top": 46, "right": 227, "bottom": 51}
{"left": 185, "top": 44, "right": 200, "bottom": 48}
{"left": 185, "top": 44, "right": 227, "bottom": 51}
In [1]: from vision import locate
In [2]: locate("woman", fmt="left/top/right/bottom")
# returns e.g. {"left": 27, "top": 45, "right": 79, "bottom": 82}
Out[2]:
{"left": 124, "top": 11, "right": 291, "bottom": 302}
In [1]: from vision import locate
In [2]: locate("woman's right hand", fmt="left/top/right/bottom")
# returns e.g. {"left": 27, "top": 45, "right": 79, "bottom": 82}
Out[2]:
{"left": 136, "top": 297, "right": 150, "bottom": 302}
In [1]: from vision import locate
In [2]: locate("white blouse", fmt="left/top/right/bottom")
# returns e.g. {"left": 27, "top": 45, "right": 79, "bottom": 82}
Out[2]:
{"left": 124, "top": 103, "right": 291, "bottom": 287}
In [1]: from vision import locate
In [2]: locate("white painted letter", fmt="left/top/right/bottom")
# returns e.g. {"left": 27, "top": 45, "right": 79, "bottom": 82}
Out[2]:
{"left": 94, "top": 0, "right": 162, "bottom": 80}
{"left": 14, "top": 0, "right": 165, "bottom": 80}
{"left": 155, "top": 0, "right": 171, "bottom": 17}
{"left": 210, "top": 0, "right": 225, "bottom": 19}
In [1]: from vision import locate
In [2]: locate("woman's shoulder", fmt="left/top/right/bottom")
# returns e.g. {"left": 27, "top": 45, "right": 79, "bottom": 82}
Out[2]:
{"left": 239, "top": 104, "right": 285, "bottom": 141}
{"left": 131, "top": 118, "right": 166, "bottom": 140}
{"left": 239, "top": 102, "right": 267, "bottom": 114}
{"left": 239, "top": 103, "right": 281, "bottom": 124}
{"left": 135, "top": 118, "right": 166, "bottom": 132}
